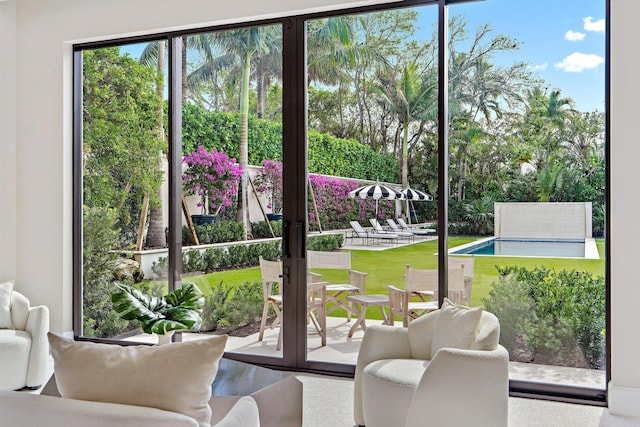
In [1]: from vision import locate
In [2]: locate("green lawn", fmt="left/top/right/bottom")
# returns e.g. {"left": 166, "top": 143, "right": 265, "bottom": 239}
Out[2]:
{"left": 181, "top": 237, "right": 606, "bottom": 321}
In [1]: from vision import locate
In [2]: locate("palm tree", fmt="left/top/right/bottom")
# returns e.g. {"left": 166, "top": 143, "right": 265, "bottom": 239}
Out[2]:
{"left": 536, "top": 162, "right": 564, "bottom": 202}
{"left": 208, "top": 26, "right": 281, "bottom": 235}
{"left": 139, "top": 41, "right": 167, "bottom": 249}
{"left": 374, "top": 63, "right": 437, "bottom": 216}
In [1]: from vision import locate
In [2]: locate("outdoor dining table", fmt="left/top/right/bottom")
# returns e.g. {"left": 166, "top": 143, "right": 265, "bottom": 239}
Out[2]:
{"left": 345, "top": 294, "right": 391, "bottom": 337}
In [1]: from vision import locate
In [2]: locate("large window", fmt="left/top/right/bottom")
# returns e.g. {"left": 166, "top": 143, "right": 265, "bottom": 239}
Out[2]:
{"left": 74, "top": 0, "right": 608, "bottom": 404}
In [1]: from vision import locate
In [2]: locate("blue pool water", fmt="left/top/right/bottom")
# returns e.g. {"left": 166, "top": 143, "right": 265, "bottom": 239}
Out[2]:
{"left": 451, "top": 238, "right": 586, "bottom": 258}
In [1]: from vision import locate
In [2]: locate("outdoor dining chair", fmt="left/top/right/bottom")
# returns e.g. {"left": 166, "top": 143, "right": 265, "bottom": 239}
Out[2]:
{"left": 258, "top": 256, "right": 283, "bottom": 350}
{"left": 448, "top": 256, "right": 475, "bottom": 306}
{"left": 387, "top": 265, "right": 464, "bottom": 327}
{"left": 307, "top": 250, "right": 367, "bottom": 321}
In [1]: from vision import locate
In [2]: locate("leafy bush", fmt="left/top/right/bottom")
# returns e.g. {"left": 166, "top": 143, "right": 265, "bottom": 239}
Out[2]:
{"left": 82, "top": 206, "right": 133, "bottom": 338}
{"left": 308, "top": 234, "right": 344, "bottom": 251}
{"left": 201, "top": 281, "right": 265, "bottom": 332}
{"left": 483, "top": 265, "right": 605, "bottom": 369}
{"left": 182, "top": 221, "right": 245, "bottom": 245}
{"left": 182, "top": 250, "right": 206, "bottom": 273}
{"left": 251, "top": 220, "right": 283, "bottom": 238}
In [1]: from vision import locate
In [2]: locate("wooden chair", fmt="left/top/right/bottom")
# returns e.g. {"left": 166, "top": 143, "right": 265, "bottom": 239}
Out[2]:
{"left": 258, "top": 256, "right": 283, "bottom": 350}
{"left": 448, "top": 256, "right": 475, "bottom": 306}
{"left": 307, "top": 272, "right": 327, "bottom": 347}
{"left": 307, "top": 250, "right": 367, "bottom": 321}
{"left": 388, "top": 265, "right": 464, "bottom": 327}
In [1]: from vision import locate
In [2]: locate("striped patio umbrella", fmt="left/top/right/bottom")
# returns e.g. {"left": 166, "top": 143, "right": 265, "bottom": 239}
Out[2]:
{"left": 401, "top": 186, "right": 432, "bottom": 224}
{"left": 349, "top": 183, "right": 403, "bottom": 219}
{"left": 401, "top": 187, "right": 433, "bottom": 201}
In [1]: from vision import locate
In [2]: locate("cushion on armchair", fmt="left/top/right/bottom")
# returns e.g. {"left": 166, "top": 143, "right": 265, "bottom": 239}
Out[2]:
{"left": 430, "top": 297, "right": 483, "bottom": 356}
{"left": 48, "top": 333, "right": 227, "bottom": 427}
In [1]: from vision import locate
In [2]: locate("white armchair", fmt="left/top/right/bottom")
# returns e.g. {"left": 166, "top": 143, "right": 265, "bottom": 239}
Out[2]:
{"left": 0, "top": 284, "right": 50, "bottom": 390}
{"left": 354, "top": 300, "right": 509, "bottom": 427}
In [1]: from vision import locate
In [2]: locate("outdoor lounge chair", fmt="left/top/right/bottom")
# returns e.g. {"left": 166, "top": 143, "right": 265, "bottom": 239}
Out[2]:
{"left": 258, "top": 256, "right": 284, "bottom": 350}
{"left": 349, "top": 221, "right": 398, "bottom": 246}
{"left": 369, "top": 219, "right": 414, "bottom": 242}
{"left": 397, "top": 217, "right": 436, "bottom": 235}
{"left": 386, "top": 218, "right": 432, "bottom": 238}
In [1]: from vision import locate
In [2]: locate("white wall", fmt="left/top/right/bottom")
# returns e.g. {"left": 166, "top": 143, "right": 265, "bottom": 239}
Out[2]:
{"left": 0, "top": 1, "right": 17, "bottom": 282}
{"left": 10, "top": 0, "right": 397, "bottom": 333}
{"left": 608, "top": 0, "right": 640, "bottom": 416}
{"left": 494, "top": 202, "right": 592, "bottom": 239}
{"left": 2, "top": 0, "right": 639, "bottom": 417}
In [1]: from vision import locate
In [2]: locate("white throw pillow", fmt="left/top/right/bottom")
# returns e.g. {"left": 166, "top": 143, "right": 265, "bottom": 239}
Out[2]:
{"left": 430, "top": 297, "right": 483, "bottom": 357}
{"left": 48, "top": 333, "right": 227, "bottom": 427}
{"left": 0, "top": 281, "right": 14, "bottom": 329}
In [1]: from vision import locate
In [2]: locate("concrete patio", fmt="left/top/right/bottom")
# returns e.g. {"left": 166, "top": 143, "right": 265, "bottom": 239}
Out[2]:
{"left": 168, "top": 315, "right": 605, "bottom": 390}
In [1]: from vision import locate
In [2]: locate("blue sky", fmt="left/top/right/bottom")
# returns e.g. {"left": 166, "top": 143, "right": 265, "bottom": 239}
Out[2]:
{"left": 121, "top": 0, "right": 605, "bottom": 112}
{"left": 443, "top": 0, "right": 606, "bottom": 112}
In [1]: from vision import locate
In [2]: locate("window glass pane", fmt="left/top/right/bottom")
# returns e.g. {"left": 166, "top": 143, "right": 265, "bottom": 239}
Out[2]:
{"left": 305, "top": 6, "right": 439, "bottom": 364}
{"left": 81, "top": 41, "right": 170, "bottom": 342}
{"left": 448, "top": 0, "right": 606, "bottom": 389}
{"left": 181, "top": 25, "right": 284, "bottom": 357}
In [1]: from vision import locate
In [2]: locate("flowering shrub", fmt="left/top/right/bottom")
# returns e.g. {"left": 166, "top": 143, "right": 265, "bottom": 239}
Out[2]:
{"left": 252, "top": 158, "right": 396, "bottom": 230}
{"left": 308, "top": 175, "right": 395, "bottom": 231}
{"left": 254, "top": 160, "right": 283, "bottom": 213}
{"left": 183, "top": 146, "right": 243, "bottom": 214}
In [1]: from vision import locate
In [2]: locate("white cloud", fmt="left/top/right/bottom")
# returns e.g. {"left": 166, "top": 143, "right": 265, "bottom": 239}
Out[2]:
{"left": 584, "top": 17, "right": 605, "bottom": 32}
{"left": 532, "top": 63, "right": 548, "bottom": 71}
{"left": 565, "top": 30, "right": 586, "bottom": 41}
{"left": 555, "top": 52, "right": 604, "bottom": 72}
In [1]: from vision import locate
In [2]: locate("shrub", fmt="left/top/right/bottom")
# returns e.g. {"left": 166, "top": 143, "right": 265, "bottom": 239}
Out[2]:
{"left": 182, "top": 250, "right": 206, "bottom": 273}
{"left": 182, "top": 221, "right": 245, "bottom": 245}
{"left": 308, "top": 234, "right": 344, "bottom": 252}
{"left": 251, "top": 220, "right": 283, "bottom": 238}
{"left": 82, "top": 206, "right": 134, "bottom": 338}
{"left": 483, "top": 265, "right": 605, "bottom": 369}
{"left": 201, "top": 280, "right": 265, "bottom": 332}
{"left": 182, "top": 146, "right": 243, "bottom": 214}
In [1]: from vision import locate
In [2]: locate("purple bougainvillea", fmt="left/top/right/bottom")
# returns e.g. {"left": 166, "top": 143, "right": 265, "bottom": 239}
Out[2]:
{"left": 254, "top": 160, "right": 283, "bottom": 213}
{"left": 253, "top": 159, "right": 394, "bottom": 229}
{"left": 183, "top": 146, "right": 243, "bottom": 214}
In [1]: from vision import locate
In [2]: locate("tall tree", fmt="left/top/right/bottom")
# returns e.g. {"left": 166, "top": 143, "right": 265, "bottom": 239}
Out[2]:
{"left": 139, "top": 41, "right": 167, "bottom": 248}
{"left": 374, "top": 62, "right": 437, "bottom": 215}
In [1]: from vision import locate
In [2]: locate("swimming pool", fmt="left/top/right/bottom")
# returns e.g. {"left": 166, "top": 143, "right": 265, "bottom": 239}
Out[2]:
{"left": 449, "top": 237, "right": 599, "bottom": 259}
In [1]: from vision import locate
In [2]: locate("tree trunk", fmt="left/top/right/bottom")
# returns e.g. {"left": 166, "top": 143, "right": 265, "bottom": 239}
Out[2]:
{"left": 236, "top": 50, "right": 252, "bottom": 238}
{"left": 146, "top": 41, "right": 167, "bottom": 249}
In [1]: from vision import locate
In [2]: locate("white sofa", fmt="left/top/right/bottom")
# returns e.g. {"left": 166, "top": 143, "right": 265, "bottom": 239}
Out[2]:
{"left": 0, "top": 390, "right": 260, "bottom": 427}
{"left": 354, "top": 301, "right": 509, "bottom": 427}
{"left": 0, "top": 287, "right": 50, "bottom": 390}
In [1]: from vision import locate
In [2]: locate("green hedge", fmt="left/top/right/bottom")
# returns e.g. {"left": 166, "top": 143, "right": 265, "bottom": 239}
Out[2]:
{"left": 152, "top": 233, "right": 343, "bottom": 277}
{"left": 182, "top": 104, "right": 397, "bottom": 181}
{"left": 483, "top": 265, "right": 605, "bottom": 369}
{"left": 182, "top": 221, "right": 245, "bottom": 245}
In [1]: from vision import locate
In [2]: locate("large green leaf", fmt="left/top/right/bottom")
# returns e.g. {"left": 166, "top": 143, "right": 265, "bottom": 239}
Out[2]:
{"left": 111, "top": 282, "right": 204, "bottom": 335}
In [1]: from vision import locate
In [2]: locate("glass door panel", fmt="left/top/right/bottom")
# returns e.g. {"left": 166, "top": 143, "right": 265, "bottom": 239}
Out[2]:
{"left": 448, "top": 0, "right": 606, "bottom": 390}
{"left": 80, "top": 40, "right": 171, "bottom": 343}
{"left": 182, "top": 25, "right": 284, "bottom": 359}
{"left": 305, "top": 6, "right": 440, "bottom": 364}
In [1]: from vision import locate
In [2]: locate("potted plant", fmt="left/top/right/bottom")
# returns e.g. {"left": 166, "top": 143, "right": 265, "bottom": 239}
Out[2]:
{"left": 183, "top": 145, "right": 243, "bottom": 225}
{"left": 254, "top": 159, "right": 283, "bottom": 221}
{"left": 111, "top": 282, "right": 205, "bottom": 344}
